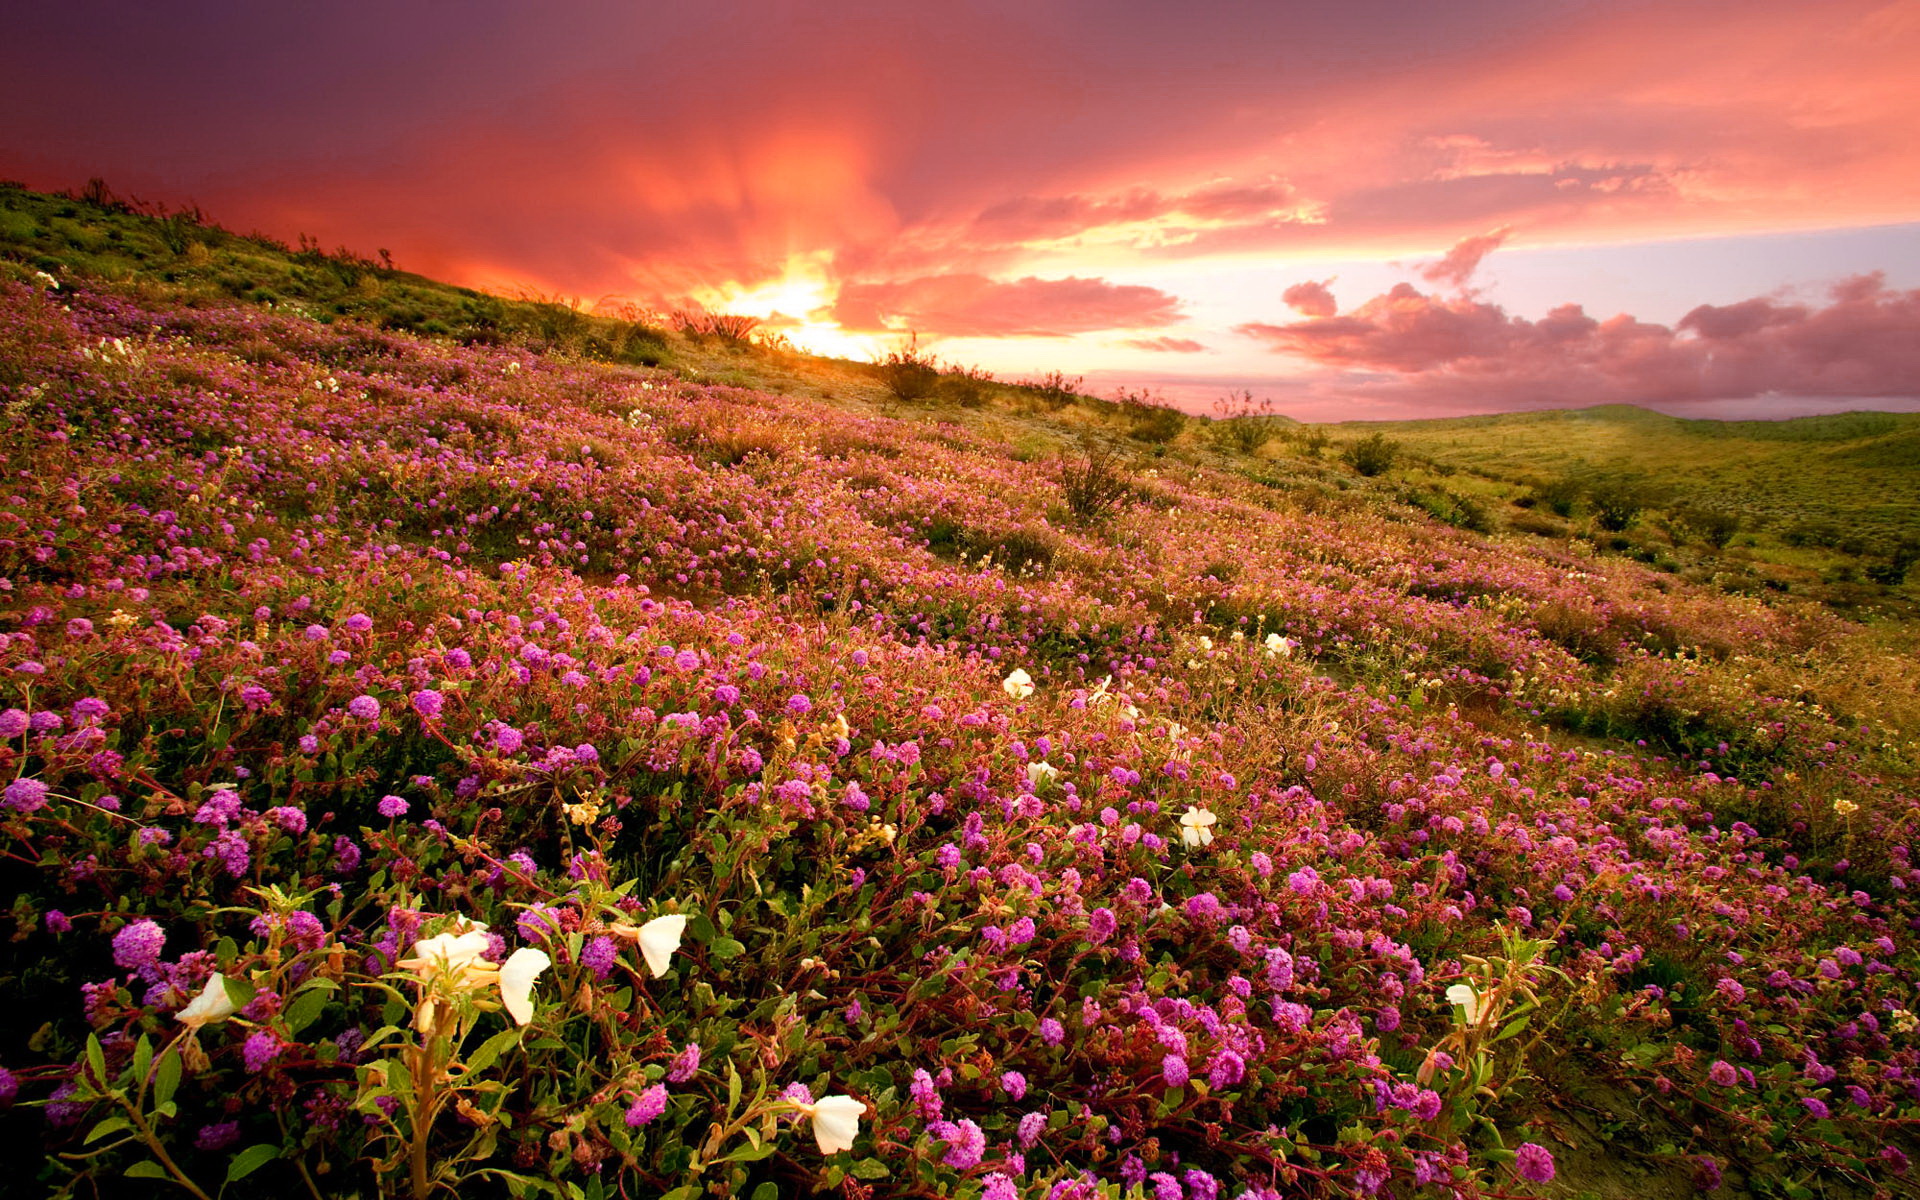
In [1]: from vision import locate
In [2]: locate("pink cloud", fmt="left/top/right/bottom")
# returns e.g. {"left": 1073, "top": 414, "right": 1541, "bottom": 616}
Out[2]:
{"left": 831, "top": 273, "right": 1183, "bottom": 338}
{"left": 1120, "top": 336, "right": 1208, "bottom": 353}
{"left": 1282, "top": 279, "right": 1338, "bottom": 317}
{"left": 1419, "top": 226, "right": 1511, "bottom": 289}
{"left": 1, "top": 0, "right": 1915, "bottom": 358}
{"left": 1237, "top": 272, "right": 1920, "bottom": 408}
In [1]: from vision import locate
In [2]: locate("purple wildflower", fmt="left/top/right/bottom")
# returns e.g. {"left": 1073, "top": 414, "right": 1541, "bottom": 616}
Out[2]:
{"left": 1162, "top": 1053, "right": 1190, "bottom": 1088}
{"left": 667, "top": 1042, "right": 702, "bottom": 1083}
{"left": 1514, "top": 1142, "right": 1555, "bottom": 1183}
{"left": 1017, "top": 1110, "right": 1046, "bottom": 1148}
{"left": 933, "top": 1118, "right": 986, "bottom": 1169}
{"left": 4, "top": 778, "right": 49, "bottom": 813}
{"left": 242, "top": 1031, "right": 283, "bottom": 1073}
{"left": 112, "top": 919, "right": 166, "bottom": 971}
{"left": 581, "top": 935, "right": 618, "bottom": 980}
{"left": 624, "top": 1084, "right": 669, "bottom": 1127}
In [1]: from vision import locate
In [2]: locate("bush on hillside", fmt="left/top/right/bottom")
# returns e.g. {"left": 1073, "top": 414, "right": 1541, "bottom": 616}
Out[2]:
{"left": 1059, "top": 438, "right": 1134, "bottom": 521}
{"left": 1587, "top": 477, "right": 1646, "bottom": 531}
{"left": 1116, "top": 388, "right": 1187, "bottom": 444}
{"left": 1343, "top": 431, "right": 1400, "bottom": 476}
{"left": 1212, "top": 390, "right": 1287, "bottom": 454}
{"left": 937, "top": 364, "right": 996, "bottom": 408}
{"left": 875, "top": 333, "right": 941, "bottom": 401}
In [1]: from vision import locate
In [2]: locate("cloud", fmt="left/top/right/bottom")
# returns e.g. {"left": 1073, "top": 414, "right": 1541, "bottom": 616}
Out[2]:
{"left": 1282, "top": 279, "right": 1338, "bottom": 317}
{"left": 1419, "top": 226, "right": 1511, "bottom": 289}
{"left": 1236, "top": 272, "right": 1920, "bottom": 407}
{"left": 830, "top": 273, "right": 1184, "bottom": 338}
{"left": 2, "top": 0, "right": 1917, "bottom": 367}
{"left": 1119, "top": 336, "right": 1208, "bottom": 353}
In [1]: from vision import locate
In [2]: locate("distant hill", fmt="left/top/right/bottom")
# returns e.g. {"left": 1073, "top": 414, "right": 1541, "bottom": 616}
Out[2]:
{"left": 1347, "top": 404, "right": 1920, "bottom": 550}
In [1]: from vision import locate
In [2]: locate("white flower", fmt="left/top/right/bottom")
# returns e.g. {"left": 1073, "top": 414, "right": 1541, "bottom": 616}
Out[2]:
{"left": 1003, "top": 668, "right": 1034, "bottom": 700}
{"left": 1446, "top": 983, "right": 1481, "bottom": 1024}
{"left": 1026, "top": 761, "right": 1059, "bottom": 788}
{"left": 1264, "top": 633, "right": 1293, "bottom": 658}
{"left": 400, "top": 923, "right": 496, "bottom": 989}
{"left": 176, "top": 973, "right": 238, "bottom": 1029}
{"left": 1197, "top": 636, "right": 1213, "bottom": 652}
{"left": 498, "top": 948, "right": 551, "bottom": 1025}
{"left": 798, "top": 1094, "right": 866, "bottom": 1154}
{"left": 634, "top": 914, "right": 688, "bottom": 978}
{"left": 1179, "top": 806, "right": 1217, "bottom": 848}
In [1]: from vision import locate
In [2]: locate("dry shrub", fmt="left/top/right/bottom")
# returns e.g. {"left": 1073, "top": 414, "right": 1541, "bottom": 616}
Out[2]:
{"left": 875, "top": 334, "right": 941, "bottom": 401}
{"left": 1531, "top": 598, "right": 1618, "bottom": 664}
{"left": 1060, "top": 440, "right": 1133, "bottom": 523}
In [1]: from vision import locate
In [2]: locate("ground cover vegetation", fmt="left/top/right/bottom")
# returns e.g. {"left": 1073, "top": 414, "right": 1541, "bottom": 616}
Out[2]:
{"left": 3, "top": 181, "right": 1920, "bottom": 1199}
{"left": 1350, "top": 407, "right": 1920, "bottom": 606}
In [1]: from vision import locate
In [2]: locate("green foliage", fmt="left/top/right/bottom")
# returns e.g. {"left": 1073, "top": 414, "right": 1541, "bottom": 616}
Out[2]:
{"left": 1115, "top": 387, "right": 1186, "bottom": 444}
{"left": 1343, "top": 431, "right": 1400, "bottom": 476}
{"left": 936, "top": 364, "right": 995, "bottom": 408}
{"left": 1211, "top": 389, "right": 1288, "bottom": 453}
{"left": 874, "top": 333, "right": 941, "bottom": 401}
{"left": 1403, "top": 486, "right": 1492, "bottom": 533}
{"left": 1586, "top": 477, "right": 1646, "bottom": 531}
{"left": 1670, "top": 504, "right": 1741, "bottom": 549}
{"left": 1527, "top": 475, "right": 1584, "bottom": 518}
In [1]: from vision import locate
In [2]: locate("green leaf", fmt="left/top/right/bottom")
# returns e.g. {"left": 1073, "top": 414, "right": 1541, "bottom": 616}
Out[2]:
{"left": 131, "top": 1037, "right": 153, "bottom": 1092}
{"left": 284, "top": 987, "right": 331, "bottom": 1036}
{"left": 727, "top": 1063, "right": 742, "bottom": 1115}
{"left": 709, "top": 937, "right": 746, "bottom": 960}
{"left": 84, "top": 1034, "right": 107, "bottom": 1087}
{"left": 1492, "top": 1013, "right": 1532, "bottom": 1043}
{"left": 220, "top": 973, "right": 257, "bottom": 1011}
{"left": 721, "top": 1143, "right": 775, "bottom": 1164}
{"left": 850, "top": 1158, "right": 890, "bottom": 1180}
{"left": 226, "top": 1143, "right": 279, "bottom": 1182}
{"left": 751, "top": 1185, "right": 780, "bottom": 1200}
{"left": 465, "top": 1028, "right": 523, "bottom": 1077}
{"left": 126, "top": 1161, "right": 169, "bottom": 1180}
{"left": 85, "top": 1116, "right": 132, "bottom": 1144}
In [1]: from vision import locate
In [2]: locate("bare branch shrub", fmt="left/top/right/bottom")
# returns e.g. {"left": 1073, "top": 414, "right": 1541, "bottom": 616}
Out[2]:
{"left": 1060, "top": 439, "right": 1134, "bottom": 523}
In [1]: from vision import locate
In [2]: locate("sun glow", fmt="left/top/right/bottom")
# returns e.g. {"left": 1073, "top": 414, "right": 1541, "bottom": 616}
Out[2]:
{"left": 694, "top": 256, "right": 883, "bottom": 361}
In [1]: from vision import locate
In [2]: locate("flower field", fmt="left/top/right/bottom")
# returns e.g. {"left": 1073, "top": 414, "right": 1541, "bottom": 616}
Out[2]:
{"left": 2, "top": 271, "right": 1919, "bottom": 1199}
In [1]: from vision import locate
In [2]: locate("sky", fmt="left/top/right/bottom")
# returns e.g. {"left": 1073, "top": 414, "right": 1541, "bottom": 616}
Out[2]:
{"left": 5, "top": 0, "right": 1919, "bottom": 421}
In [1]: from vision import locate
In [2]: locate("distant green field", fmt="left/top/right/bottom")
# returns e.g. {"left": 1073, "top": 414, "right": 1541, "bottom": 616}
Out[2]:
{"left": 1345, "top": 404, "right": 1920, "bottom": 549}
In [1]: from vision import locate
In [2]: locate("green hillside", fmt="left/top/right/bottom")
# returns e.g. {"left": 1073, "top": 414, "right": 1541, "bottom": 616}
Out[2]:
{"left": 1348, "top": 405, "right": 1920, "bottom": 552}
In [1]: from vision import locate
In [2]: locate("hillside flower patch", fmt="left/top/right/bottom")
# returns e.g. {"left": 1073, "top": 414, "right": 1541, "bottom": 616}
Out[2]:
{"left": 0, "top": 274, "right": 1917, "bottom": 1197}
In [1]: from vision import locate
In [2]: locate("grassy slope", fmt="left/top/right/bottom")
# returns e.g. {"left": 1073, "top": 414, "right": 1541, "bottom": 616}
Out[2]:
{"left": 1348, "top": 406, "right": 1920, "bottom": 549}
{"left": 4, "top": 182, "right": 1920, "bottom": 1198}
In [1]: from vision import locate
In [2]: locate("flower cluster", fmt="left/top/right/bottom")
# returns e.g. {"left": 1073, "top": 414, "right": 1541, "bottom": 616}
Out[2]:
{"left": 0, "top": 272, "right": 1914, "bottom": 1197}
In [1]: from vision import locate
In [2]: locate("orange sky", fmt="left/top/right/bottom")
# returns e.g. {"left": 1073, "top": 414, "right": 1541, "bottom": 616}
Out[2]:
{"left": 5, "top": 0, "right": 1918, "bottom": 417}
